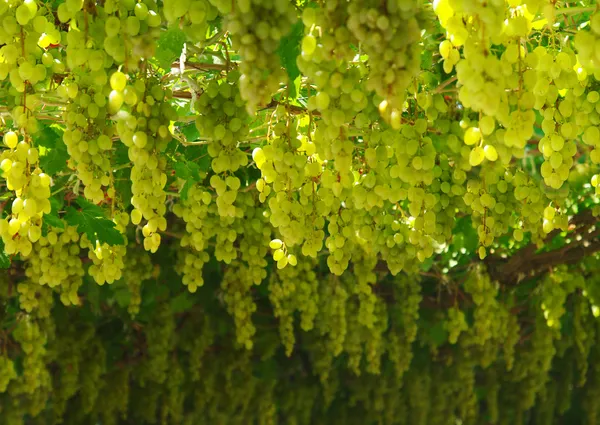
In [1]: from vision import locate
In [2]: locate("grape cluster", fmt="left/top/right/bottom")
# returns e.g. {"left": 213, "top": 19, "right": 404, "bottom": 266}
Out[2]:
{"left": 164, "top": 0, "right": 217, "bottom": 42}
{"left": 16, "top": 280, "right": 53, "bottom": 317}
{"left": 253, "top": 109, "right": 322, "bottom": 267}
{"left": 101, "top": 0, "right": 162, "bottom": 70}
{"left": 83, "top": 212, "right": 129, "bottom": 285}
{"left": 209, "top": 0, "right": 297, "bottom": 113}
{"left": 0, "top": 356, "right": 17, "bottom": 393}
{"left": 575, "top": 14, "right": 600, "bottom": 73}
{"left": 220, "top": 262, "right": 258, "bottom": 350}
{"left": 462, "top": 265, "right": 505, "bottom": 346}
{"left": 173, "top": 184, "right": 212, "bottom": 292}
{"left": 346, "top": 0, "right": 422, "bottom": 124}
{"left": 24, "top": 226, "right": 84, "bottom": 306}
{"left": 0, "top": 0, "right": 59, "bottom": 106}
{"left": 114, "top": 75, "right": 175, "bottom": 252}
{"left": 316, "top": 276, "right": 348, "bottom": 357}
{"left": 79, "top": 340, "right": 106, "bottom": 414}
{"left": 12, "top": 317, "right": 49, "bottom": 394}
{"left": 445, "top": 306, "right": 468, "bottom": 344}
{"left": 59, "top": 84, "right": 114, "bottom": 203}
{"left": 194, "top": 73, "right": 250, "bottom": 177}
{"left": 539, "top": 266, "right": 582, "bottom": 329}
{"left": 139, "top": 304, "right": 174, "bottom": 385}
{"left": 0, "top": 131, "right": 51, "bottom": 257}
{"left": 122, "top": 247, "right": 153, "bottom": 316}
{"left": 268, "top": 256, "right": 319, "bottom": 355}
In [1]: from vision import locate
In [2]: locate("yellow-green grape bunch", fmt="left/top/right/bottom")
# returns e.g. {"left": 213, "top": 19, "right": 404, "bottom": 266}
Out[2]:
{"left": 220, "top": 262, "right": 258, "bottom": 350}
{"left": 439, "top": 39, "right": 460, "bottom": 73}
{"left": 12, "top": 316, "right": 49, "bottom": 394}
{"left": 194, "top": 74, "right": 250, "bottom": 176}
{"left": 0, "top": 131, "right": 51, "bottom": 257}
{"left": 122, "top": 247, "right": 153, "bottom": 316}
{"left": 433, "top": 0, "right": 509, "bottom": 117}
{"left": 538, "top": 114, "right": 578, "bottom": 191}
{"left": 24, "top": 226, "right": 84, "bottom": 306}
{"left": 445, "top": 306, "right": 468, "bottom": 344}
{"left": 79, "top": 340, "right": 107, "bottom": 415}
{"left": 114, "top": 75, "right": 176, "bottom": 252}
{"left": 0, "top": 356, "right": 17, "bottom": 393}
{"left": 269, "top": 238, "right": 297, "bottom": 270}
{"left": 236, "top": 193, "right": 270, "bottom": 283}
{"left": 452, "top": 37, "right": 510, "bottom": 123}
{"left": 541, "top": 203, "right": 568, "bottom": 235}
{"left": 253, "top": 110, "right": 322, "bottom": 266}
{"left": 574, "top": 14, "right": 600, "bottom": 74}
{"left": 138, "top": 304, "right": 174, "bottom": 385}
{"left": 101, "top": 0, "right": 162, "bottom": 69}
{"left": 208, "top": 174, "right": 243, "bottom": 218}
{"left": 268, "top": 255, "right": 319, "bottom": 355}
{"left": 84, "top": 212, "right": 130, "bottom": 285}
{"left": 172, "top": 184, "right": 212, "bottom": 292}
{"left": 211, "top": 0, "right": 297, "bottom": 113}
{"left": 176, "top": 248, "right": 210, "bottom": 294}
{"left": 59, "top": 84, "right": 114, "bottom": 203}
{"left": 346, "top": 0, "right": 422, "bottom": 126}
{"left": 163, "top": 0, "right": 218, "bottom": 42}
{"left": 539, "top": 266, "right": 582, "bottom": 329}
{"left": 316, "top": 276, "right": 348, "bottom": 357}
{"left": 0, "top": 0, "right": 60, "bottom": 101}
{"left": 511, "top": 170, "right": 547, "bottom": 242}
{"left": 16, "top": 280, "right": 53, "bottom": 317}
{"left": 462, "top": 266, "right": 504, "bottom": 346}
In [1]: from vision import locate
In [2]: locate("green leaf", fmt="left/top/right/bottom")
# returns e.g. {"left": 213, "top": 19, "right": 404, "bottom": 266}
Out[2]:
{"left": 169, "top": 291, "right": 195, "bottom": 314}
{"left": 174, "top": 159, "right": 202, "bottom": 181}
{"left": 113, "top": 286, "right": 131, "bottom": 309}
{"left": 277, "top": 19, "right": 303, "bottom": 92}
{"left": 452, "top": 216, "right": 478, "bottom": 255}
{"left": 43, "top": 213, "right": 64, "bottom": 230}
{"left": 64, "top": 197, "right": 124, "bottom": 246}
{"left": 42, "top": 196, "right": 65, "bottom": 235}
{"left": 0, "top": 239, "right": 10, "bottom": 269}
{"left": 181, "top": 123, "right": 200, "bottom": 142}
{"left": 427, "top": 321, "right": 448, "bottom": 347}
{"left": 36, "top": 126, "right": 69, "bottom": 175}
{"left": 155, "top": 27, "right": 186, "bottom": 70}
{"left": 114, "top": 144, "right": 130, "bottom": 166}
{"left": 114, "top": 167, "right": 132, "bottom": 208}
{"left": 174, "top": 156, "right": 207, "bottom": 201}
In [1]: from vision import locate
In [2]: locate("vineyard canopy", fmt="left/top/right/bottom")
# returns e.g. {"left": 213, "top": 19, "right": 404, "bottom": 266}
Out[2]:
{"left": 1, "top": 0, "right": 600, "bottom": 424}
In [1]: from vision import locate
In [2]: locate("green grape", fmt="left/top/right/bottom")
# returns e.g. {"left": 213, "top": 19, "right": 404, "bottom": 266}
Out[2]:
{"left": 445, "top": 306, "right": 468, "bottom": 344}
{"left": 214, "top": 0, "right": 297, "bottom": 113}
{"left": 0, "top": 132, "right": 52, "bottom": 258}
{"left": 0, "top": 356, "right": 17, "bottom": 393}
{"left": 347, "top": 0, "right": 422, "bottom": 124}
{"left": 25, "top": 226, "right": 84, "bottom": 306}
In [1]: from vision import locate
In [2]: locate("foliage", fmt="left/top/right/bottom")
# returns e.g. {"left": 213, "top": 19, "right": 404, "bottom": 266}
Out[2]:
{"left": 1, "top": 0, "right": 600, "bottom": 424}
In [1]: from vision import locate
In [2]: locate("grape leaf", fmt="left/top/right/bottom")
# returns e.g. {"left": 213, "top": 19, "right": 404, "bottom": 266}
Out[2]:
{"left": 42, "top": 196, "right": 65, "bottom": 236}
{"left": 277, "top": 19, "right": 303, "bottom": 97}
{"left": 452, "top": 216, "right": 478, "bottom": 255}
{"left": 64, "top": 197, "right": 124, "bottom": 246}
{"left": 174, "top": 157, "right": 207, "bottom": 201}
{"left": 43, "top": 213, "right": 64, "bottom": 230}
{"left": 36, "top": 126, "right": 69, "bottom": 175}
{"left": 170, "top": 291, "right": 195, "bottom": 314}
{"left": 155, "top": 27, "right": 186, "bottom": 71}
{"left": 0, "top": 239, "right": 10, "bottom": 269}
{"left": 114, "top": 167, "right": 132, "bottom": 208}
{"left": 181, "top": 123, "right": 200, "bottom": 142}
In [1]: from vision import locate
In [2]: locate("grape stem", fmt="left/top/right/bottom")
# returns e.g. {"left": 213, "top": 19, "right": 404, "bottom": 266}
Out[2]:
{"left": 554, "top": 7, "right": 597, "bottom": 15}
{"left": 434, "top": 76, "right": 457, "bottom": 94}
